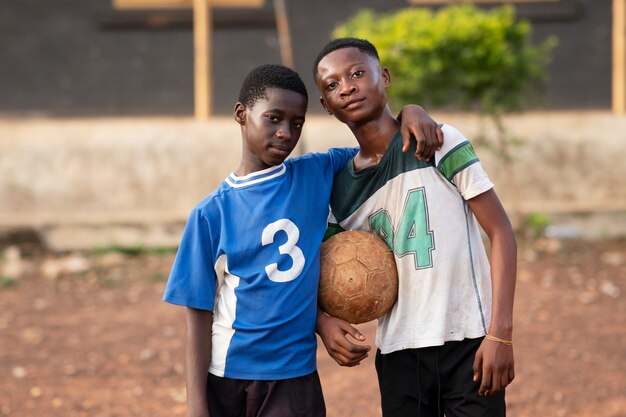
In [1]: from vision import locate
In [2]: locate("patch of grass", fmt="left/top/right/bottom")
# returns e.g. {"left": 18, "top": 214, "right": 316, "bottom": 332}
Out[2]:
{"left": 145, "top": 272, "right": 168, "bottom": 283}
{"left": 98, "top": 277, "right": 123, "bottom": 288}
{"left": 92, "top": 245, "right": 176, "bottom": 257}
{"left": 524, "top": 213, "right": 551, "bottom": 239}
{"left": 0, "top": 276, "right": 17, "bottom": 288}
{"left": 92, "top": 245, "right": 142, "bottom": 257}
{"left": 143, "top": 247, "right": 177, "bottom": 256}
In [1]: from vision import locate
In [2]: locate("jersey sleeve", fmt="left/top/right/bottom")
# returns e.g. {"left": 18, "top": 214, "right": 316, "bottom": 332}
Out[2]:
{"left": 326, "top": 147, "right": 359, "bottom": 175}
{"left": 163, "top": 206, "right": 218, "bottom": 311}
{"left": 434, "top": 124, "right": 494, "bottom": 200}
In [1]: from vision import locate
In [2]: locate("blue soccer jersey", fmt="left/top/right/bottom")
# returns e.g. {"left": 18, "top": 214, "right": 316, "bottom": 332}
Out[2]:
{"left": 163, "top": 147, "right": 357, "bottom": 380}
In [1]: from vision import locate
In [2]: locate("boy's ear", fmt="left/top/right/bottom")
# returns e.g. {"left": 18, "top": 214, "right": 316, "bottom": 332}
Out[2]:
{"left": 382, "top": 67, "right": 392, "bottom": 88}
{"left": 319, "top": 97, "right": 333, "bottom": 116}
{"left": 234, "top": 102, "right": 247, "bottom": 125}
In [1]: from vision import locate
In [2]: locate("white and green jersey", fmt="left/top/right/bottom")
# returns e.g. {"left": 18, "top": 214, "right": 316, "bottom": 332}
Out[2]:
{"left": 328, "top": 124, "right": 494, "bottom": 353}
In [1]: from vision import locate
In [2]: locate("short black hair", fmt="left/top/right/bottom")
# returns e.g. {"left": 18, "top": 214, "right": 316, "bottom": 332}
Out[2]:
{"left": 238, "top": 64, "right": 308, "bottom": 108}
{"left": 313, "top": 37, "right": 380, "bottom": 78}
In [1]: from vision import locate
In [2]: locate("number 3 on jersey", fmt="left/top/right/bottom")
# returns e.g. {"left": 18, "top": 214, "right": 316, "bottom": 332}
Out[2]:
{"left": 368, "top": 188, "right": 434, "bottom": 270}
{"left": 261, "top": 219, "right": 305, "bottom": 282}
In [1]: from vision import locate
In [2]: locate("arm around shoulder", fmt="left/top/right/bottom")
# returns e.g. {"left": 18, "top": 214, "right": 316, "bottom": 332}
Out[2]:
{"left": 397, "top": 104, "right": 443, "bottom": 160}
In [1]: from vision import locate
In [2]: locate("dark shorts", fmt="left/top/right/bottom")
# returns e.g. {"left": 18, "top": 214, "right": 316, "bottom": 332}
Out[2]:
{"left": 206, "top": 371, "right": 326, "bottom": 417}
{"left": 375, "top": 337, "right": 506, "bottom": 417}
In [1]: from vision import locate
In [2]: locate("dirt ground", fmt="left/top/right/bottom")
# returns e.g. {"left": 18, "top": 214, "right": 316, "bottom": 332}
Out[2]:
{"left": 1, "top": 237, "right": 625, "bottom": 417}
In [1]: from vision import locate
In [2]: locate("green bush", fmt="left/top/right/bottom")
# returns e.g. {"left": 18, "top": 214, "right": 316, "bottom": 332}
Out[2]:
{"left": 524, "top": 212, "right": 551, "bottom": 239}
{"left": 333, "top": 5, "right": 556, "bottom": 114}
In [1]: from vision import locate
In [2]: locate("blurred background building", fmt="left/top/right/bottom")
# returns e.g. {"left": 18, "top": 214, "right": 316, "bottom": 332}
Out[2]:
{"left": 0, "top": 0, "right": 613, "bottom": 115}
{"left": 0, "top": 0, "right": 624, "bottom": 250}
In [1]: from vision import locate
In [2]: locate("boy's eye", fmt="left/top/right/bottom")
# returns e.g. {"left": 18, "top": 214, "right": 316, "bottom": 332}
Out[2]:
{"left": 352, "top": 70, "right": 364, "bottom": 78}
{"left": 292, "top": 121, "right": 303, "bottom": 129}
{"left": 327, "top": 81, "right": 338, "bottom": 91}
{"left": 266, "top": 115, "right": 280, "bottom": 123}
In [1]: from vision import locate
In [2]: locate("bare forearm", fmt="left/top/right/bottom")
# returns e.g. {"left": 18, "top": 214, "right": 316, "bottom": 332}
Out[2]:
{"left": 487, "top": 228, "right": 517, "bottom": 340}
{"left": 468, "top": 190, "right": 517, "bottom": 340}
{"left": 186, "top": 308, "right": 213, "bottom": 417}
{"left": 468, "top": 190, "right": 517, "bottom": 394}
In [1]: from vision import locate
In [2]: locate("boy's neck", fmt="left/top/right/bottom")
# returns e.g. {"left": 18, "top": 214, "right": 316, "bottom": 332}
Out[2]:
{"left": 234, "top": 151, "right": 279, "bottom": 177}
{"left": 349, "top": 108, "right": 400, "bottom": 171}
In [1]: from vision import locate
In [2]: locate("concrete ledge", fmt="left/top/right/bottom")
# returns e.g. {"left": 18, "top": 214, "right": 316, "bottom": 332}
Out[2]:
{"left": 1, "top": 111, "right": 625, "bottom": 249}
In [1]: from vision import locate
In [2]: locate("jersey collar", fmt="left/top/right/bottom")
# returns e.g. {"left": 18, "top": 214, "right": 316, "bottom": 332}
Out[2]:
{"left": 225, "top": 164, "right": 286, "bottom": 188}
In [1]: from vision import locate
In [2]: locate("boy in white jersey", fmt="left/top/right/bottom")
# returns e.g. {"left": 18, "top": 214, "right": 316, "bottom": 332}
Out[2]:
{"left": 162, "top": 64, "right": 442, "bottom": 417}
{"left": 314, "top": 38, "right": 517, "bottom": 417}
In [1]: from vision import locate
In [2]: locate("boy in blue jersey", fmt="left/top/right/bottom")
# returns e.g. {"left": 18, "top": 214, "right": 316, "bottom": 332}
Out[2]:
{"left": 163, "top": 64, "right": 442, "bottom": 417}
{"left": 313, "top": 38, "right": 517, "bottom": 417}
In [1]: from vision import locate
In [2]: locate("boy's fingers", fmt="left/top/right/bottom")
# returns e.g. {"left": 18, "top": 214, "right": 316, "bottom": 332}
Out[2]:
{"left": 401, "top": 126, "right": 411, "bottom": 153}
{"left": 436, "top": 126, "right": 444, "bottom": 150}
{"left": 341, "top": 354, "right": 367, "bottom": 367}
{"left": 333, "top": 323, "right": 370, "bottom": 354}
{"left": 472, "top": 352, "right": 482, "bottom": 382}
{"left": 338, "top": 321, "right": 367, "bottom": 342}
{"left": 333, "top": 336, "right": 369, "bottom": 353}
{"left": 427, "top": 124, "right": 442, "bottom": 160}
{"left": 338, "top": 337, "right": 371, "bottom": 354}
{"left": 401, "top": 123, "right": 440, "bottom": 160}
{"left": 479, "top": 370, "right": 492, "bottom": 396}
{"left": 500, "top": 368, "right": 511, "bottom": 389}
{"left": 430, "top": 124, "right": 439, "bottom": 151}
{"left": 332, "top": 347, "right": 369, "bottom": 367}
{"left": 414, "top": 131, "right": 426, "bottom": 160}
{"left": 421, "top": 125, "right": 436, "bottom": 160}
{"left": 348, "top": 327, "right": 366, "bottom": 341}
{"left": 491, "top": 370, "right": 502, "bottom": 393}
{"left": 345, "top": 348, "right": 369, "bottom": 361}
{"left": 332, "top": 352, "right": 356, "bottom": 367}
{"left": 501, "top": 366, "right": 515, "bottom": 388}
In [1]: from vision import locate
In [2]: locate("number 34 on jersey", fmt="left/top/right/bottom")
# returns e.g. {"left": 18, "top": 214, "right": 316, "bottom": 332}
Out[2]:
{"left": 368, "top": 187, "right": 435, "bottom": 270}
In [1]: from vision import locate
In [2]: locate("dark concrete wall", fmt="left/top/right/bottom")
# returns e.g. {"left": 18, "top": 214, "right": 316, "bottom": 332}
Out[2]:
{"left": 0, "top": 0, "right": 611, "bottom": 115}
{"left": 530, "top": 1, "right": 612, "bottom": 108}
{"left": 0, "top": 0, "right": 281, "bottom": 115}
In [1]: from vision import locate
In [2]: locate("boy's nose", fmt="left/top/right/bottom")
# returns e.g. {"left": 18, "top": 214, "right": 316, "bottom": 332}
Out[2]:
{"left": 276, "top": 126, "right": 291, "bottom": 141}
{"left": 340, "top": 82, "right": 357, "bottom": 97}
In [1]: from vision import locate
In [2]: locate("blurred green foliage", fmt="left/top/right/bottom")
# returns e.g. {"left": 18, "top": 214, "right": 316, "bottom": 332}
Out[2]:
{"left": 0, "top": 276, "right": 17, "bottom": 288}
{"left": 145, "top": 272, "right": 168, "bottom": 282}
{"left": 333, "top": 4, "right": 556, "bottom": 115}
{"left": 525, "top": 212, "right": 551, "bottom": 239}
{"left": 92, "top": 245, "right": 175, "bottom": 257}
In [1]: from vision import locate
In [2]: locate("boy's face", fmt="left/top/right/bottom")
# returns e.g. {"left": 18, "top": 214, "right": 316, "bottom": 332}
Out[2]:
{"left": 315, "top": 47, "right": 390, "bottom": 126}
{"left": 235, "top": 87, "right": 306, "bottom": 173}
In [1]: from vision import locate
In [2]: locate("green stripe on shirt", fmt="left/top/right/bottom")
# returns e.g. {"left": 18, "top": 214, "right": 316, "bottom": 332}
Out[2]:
{"left": 437, "top": 141, "right": 479, "bottom": 182}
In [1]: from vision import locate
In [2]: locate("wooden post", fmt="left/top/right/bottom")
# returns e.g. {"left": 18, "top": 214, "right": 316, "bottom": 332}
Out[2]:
{"left": 273, "top": 0, "right": 294, "bottom": 69}
{"left": 614, "top": 0, "right": 626, "bottom": 114}
{"left": 193, "top": 0, "right": 211, "bottom": 120}
{"left": 112, "top": 0, "right": 265, "bottom": 118}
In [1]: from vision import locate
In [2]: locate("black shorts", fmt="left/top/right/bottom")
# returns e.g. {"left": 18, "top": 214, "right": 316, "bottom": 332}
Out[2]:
{"left": 206, "top": 371, "right": 326, "bottom": 417}
{"left": 375, "top": 337, "right": 506, "bottom": 417}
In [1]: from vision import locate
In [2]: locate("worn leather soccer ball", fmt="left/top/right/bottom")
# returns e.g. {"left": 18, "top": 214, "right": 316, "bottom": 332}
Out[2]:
{"left": 318, "top": 230, "right": 398, "bottom": 324}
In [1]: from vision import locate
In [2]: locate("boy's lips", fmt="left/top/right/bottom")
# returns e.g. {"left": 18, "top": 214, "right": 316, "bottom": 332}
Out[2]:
{"left": 269, "top": 144, "right": 293, "bottom": 156}
{"left": 343, "top": 98, "right": 365, "bottom": 110}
